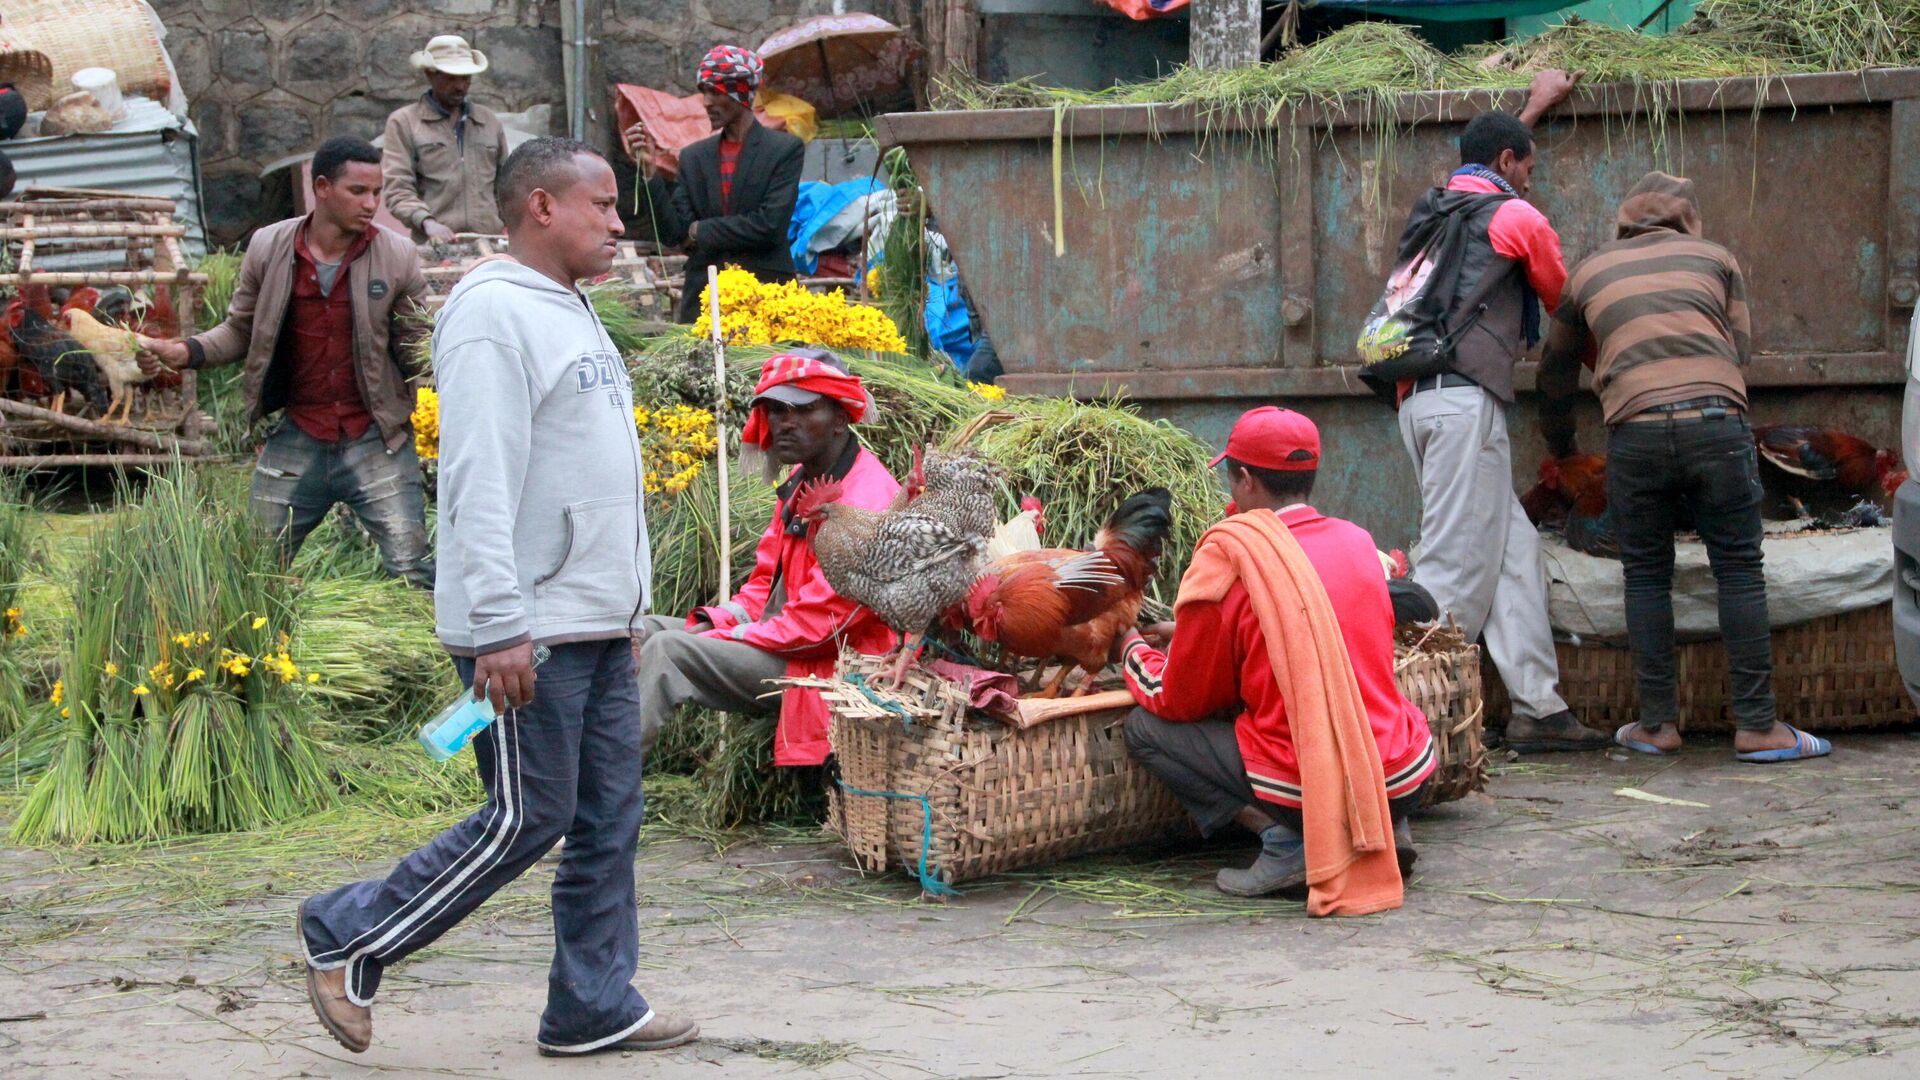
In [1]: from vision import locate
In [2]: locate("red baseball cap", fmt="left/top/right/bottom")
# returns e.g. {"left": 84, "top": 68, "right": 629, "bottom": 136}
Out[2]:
{"left": 1209, "top": 406, "right": 1321, "bottom": 472}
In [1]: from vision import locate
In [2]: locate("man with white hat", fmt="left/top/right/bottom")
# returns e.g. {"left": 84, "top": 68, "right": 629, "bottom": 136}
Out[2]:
{"left": 381, "top": 34, "right": 506, "bottom": 244}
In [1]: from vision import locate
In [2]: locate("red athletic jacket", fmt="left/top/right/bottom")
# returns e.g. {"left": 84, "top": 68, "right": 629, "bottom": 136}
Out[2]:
{"left": 692, "top": 444, "right": 900, "bottom": 765}
{"left": 1122, "top": 505, "right": 1435, "bottom": 809}
{"left": 1449, "top": 172, "right": 1566, "bottom": 313}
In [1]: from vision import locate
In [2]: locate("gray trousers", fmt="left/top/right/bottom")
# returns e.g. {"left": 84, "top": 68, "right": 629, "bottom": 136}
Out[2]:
{"left": 251, "top": 421, "right": 435, "bottom": 588}
{"left": 634, "top": 614, "right": 789, "bottom": 752}
{"left": 300, "top": 639, "right": 651, "bottom": 1052}
{"left": 1123, "top": 708, "right": 1424, "bottom": 836}
{"left": 1398, "top": 385, "right": 1567, "bottom": 720}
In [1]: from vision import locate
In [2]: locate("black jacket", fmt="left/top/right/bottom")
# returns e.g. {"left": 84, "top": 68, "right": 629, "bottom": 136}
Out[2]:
{"left": 642, "top": 122, "right": 805, "bottom": 323}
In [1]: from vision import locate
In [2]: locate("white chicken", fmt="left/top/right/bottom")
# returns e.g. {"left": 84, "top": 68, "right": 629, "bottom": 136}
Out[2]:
{"left": 60, "top": 308, "right": 156, "bottom": 425}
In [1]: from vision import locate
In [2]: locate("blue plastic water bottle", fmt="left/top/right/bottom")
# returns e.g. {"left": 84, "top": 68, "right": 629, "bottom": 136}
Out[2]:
{"left": 418, "top": 644, "right": 550, "bottom": 760}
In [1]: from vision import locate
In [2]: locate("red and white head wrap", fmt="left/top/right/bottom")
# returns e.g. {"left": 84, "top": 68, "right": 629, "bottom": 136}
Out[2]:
{"left": 697, "top": 45, "right": 763, "bottom": 107}
{"left": 739, "top": 348, "right": 876, "bottom": 450}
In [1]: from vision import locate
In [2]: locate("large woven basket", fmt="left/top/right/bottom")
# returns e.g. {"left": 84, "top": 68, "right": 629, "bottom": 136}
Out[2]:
{"left": 1489, "top": 603, "right": 1913, "bottom": 733}
{"left": 0, "top": 34, "right": 54, "bottom": 111}
{"left": 4, "top": 1, "right": 172, "bottom": 106}
{"left": 819, "top": 632, "right": 1486, "bottom": 890}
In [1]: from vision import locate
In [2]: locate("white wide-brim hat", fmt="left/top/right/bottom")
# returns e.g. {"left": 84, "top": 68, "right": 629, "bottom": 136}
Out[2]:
{"left": 411, "top": 35, "right": 489, "bottom": 76}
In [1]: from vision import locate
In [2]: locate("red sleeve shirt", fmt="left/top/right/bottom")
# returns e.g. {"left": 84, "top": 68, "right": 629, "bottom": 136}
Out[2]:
{"left": 717, "top": 137, "right": 743, "bottom": 215}
{"left": 1122, "top": 506, "right": 1436, "bottom": 810}
{"left": 1447, "top": 173, "right": 1567, "bottom": 314}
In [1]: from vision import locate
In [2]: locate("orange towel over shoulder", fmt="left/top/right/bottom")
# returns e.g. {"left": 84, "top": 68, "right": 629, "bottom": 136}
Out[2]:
{"left": 1175, "top": 510, "right": 1404, "bottom": 916}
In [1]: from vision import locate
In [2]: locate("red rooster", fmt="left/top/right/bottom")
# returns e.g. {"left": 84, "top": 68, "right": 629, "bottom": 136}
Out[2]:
{"left": 1523, "top": 453, "right": 1616, "bottom": 557}
{"left": 10, "top": 284, "right": 107, "bottom": 415}
{"left": 960, "top": 488, "right": 1174, "bottom": 697}
{"left": 1753, "top": 425, "right": 1905, "bottom": 521}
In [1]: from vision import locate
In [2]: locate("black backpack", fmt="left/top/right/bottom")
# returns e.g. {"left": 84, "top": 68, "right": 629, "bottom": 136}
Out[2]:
{"left": 1355, "top": 190, "right": 1516, "bottom": 402}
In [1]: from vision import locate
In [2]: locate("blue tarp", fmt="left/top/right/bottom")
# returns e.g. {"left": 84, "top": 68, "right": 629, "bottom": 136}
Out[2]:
{"left": 926, "top": 274, "right": 976, "bottom": 371}
{"left": 787, "top": 178, "right": 884, "bottom": 274}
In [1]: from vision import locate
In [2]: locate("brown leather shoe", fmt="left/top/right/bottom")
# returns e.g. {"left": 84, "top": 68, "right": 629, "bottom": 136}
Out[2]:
{"left": 298, "top": 902, "right": 370, "bottom": 1053}
{"left": 537, "top": 1012, "right": 701, "bottom": 1057}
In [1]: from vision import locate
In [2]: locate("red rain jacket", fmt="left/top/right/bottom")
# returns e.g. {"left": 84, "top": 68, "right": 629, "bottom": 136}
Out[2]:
{"left": 693, "top": 445, "right": 900, "bottom": 765}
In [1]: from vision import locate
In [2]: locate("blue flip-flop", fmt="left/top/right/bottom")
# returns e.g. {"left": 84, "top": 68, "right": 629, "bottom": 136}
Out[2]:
{"left": 1614, "top": 723, "right": 1669, "bottom": 756}
{"left": 1735, "top": 725, "right": 1832, "bottom": 764}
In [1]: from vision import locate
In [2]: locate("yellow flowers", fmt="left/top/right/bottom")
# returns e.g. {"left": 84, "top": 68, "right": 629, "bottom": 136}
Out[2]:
{"left": 104, "top": 662, "right": 120, "bottom": 676}
{"left": 220, "top": 651, "right": 253, "bottom": 678}
{"left": 251, "top": 616, "right": 268, "bottom": 630}
{"left": 2, "top": 606, "right": 24, "bottom": 639}
{"left": 636, "top": 404, "right": 720, "bottom": 498}
{"left": 693, "top": 267, "right": 909, "bottom": 354}
{"left": 411, "top": 386, "right": 441, "bottom": 461}
{"left": 184, "top": 668, "right": 205, "bottom": 684}
{"left": 49, "top": 679, "right": 63, "bottom": 706}
{"left": 132, "top": 685, "right": 150, "bottom": 696}
{"left": 970, "top": 382, "right": 1007, "bottom": 402}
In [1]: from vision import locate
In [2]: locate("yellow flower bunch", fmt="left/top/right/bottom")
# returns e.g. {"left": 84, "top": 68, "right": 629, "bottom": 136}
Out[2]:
{"left": 636, "top": 404, "right": 720, "bottom": 496}
{"left": 694, "top": 267, "right": 908, "bottom": 354}
{"left": 970, "top": 382, "right": 1007, "bottom": 402}
{"left": 411, "top": 386, "right": 441, "bottom": 461}
{"left": 3, "top": 606, "right": 24, "bottom": 640}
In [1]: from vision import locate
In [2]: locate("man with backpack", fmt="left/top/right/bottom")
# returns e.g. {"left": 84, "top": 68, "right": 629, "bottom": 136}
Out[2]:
{"left": 1386, "top": 70, "right": 1611, "bottom": 753}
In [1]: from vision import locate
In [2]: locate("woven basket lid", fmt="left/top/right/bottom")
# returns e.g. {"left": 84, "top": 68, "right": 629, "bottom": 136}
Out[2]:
{"left": 3, "top": 1, "right": 170, "bottom": 108}
{"left": 0, "top": 35, "right": 56, "bottom": 113}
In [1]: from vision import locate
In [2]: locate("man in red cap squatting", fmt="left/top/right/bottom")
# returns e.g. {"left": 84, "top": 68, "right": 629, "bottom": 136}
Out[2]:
{"left": 633, "top": 348, "right": 900, "bottom": 767}
{"left": 1120, "top": 407, "right": 1436, "bottom": 907}
{"left": 624, "top": 44, "right": 805, "bottom": 324}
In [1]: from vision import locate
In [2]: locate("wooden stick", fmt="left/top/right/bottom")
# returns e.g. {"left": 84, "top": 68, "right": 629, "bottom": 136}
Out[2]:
{"left": 0, "top": 453, "right": 201, "bottom": 469}
{"left": 0, "top": 271, "right": 209, "bottom": 286}
{"left": 0, "top": 223, "right": 186, "bottom": 240}
{"left": 18, "top": 212, "right": 33, "bottom": 276}
{"left": 0, "top": 399, "right": 207, "bottom": 455}
{"left": 708, "top": 263, "right": 731, "bottom": 604}
{"left": 1012, "top": 689, "right": 1135, "bottom": 730}
{"left": 1, "top": 195, "right": 178, "bottom": 213}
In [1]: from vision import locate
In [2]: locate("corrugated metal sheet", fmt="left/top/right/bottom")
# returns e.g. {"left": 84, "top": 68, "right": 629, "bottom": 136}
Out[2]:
{"left": 3, "top": 98, "right": 204, "bottom": 270}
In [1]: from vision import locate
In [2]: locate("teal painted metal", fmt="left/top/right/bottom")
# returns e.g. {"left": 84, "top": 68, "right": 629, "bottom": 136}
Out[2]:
{"left": 878, "top": 71, "right": 1920, "bottom": 544}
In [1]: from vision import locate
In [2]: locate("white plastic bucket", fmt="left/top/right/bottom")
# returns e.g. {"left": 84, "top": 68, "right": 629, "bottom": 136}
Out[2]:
{"left": 71, "top": 67, "right": 123, "bottom": 119}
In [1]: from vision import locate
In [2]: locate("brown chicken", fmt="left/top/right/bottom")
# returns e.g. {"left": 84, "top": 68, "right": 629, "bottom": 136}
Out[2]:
{"left": 1753, "top": 425, "right": 1905, "bottom": 520}
{"left": 960, "top": 488, "right": 1174, "bottom": 698}
{"left": 794, "top": 449, "right": 1000, "bottom": 687}
{"left": 1522, "top": 453, "right": 1616, "bottom": 557}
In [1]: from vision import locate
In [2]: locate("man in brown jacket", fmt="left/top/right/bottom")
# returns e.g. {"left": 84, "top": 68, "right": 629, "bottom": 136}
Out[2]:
{"left": 381, "top": 35, "right": 506, "bottom": 244}
{"left": 142, "top": 136, "right": 435, "bottom": 586}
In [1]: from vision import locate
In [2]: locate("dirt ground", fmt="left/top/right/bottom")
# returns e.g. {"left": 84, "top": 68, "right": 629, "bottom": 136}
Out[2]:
{"left": 4, "top": 735, "right": 1918, "bottom": 1079}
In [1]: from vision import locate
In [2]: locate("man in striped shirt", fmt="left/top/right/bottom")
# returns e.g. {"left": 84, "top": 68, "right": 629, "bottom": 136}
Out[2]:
{"left": 1539, "top": 171, "right": 1831, "bottom": 763}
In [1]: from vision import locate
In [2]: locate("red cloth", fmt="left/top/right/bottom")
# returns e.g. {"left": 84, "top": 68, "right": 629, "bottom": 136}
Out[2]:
{"left": 1447, "top": 173, "right": 1567, "bottom": 314}
{"left": 1121, "top": 505, "right": 1435, "bottom": 811}
{"left": 738, "top": 352, "right": 876, "bottom": 449}
{"left": 286, "top": 223, "right": 374, "bottom": 443}
{"left": 692, "top": 447, "right": 901, "bottom": 765}
{"left": 718, "top": 136, "right": 742, "bottom": 213}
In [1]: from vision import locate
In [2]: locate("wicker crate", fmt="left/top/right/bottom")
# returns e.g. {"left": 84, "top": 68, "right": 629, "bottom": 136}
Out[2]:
{"left": 1490, "top": 604, "right": 1914, "bottom": 733}
{"left": 818, "top": 633, "right": 1486, "bottom": 891}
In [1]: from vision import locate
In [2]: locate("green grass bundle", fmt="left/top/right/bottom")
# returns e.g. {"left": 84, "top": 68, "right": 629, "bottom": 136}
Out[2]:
{"left": 960, "top": 398, "right": 1222, "bottom": 601}
{"left": 11, "top": 468, "right": 333, "bottom": 844}
{"left": 1470, "top": 18, "right": 1795, "bottom": 83}
{"left": 0, "top": 474, "right": 38, "bottom": 740}
{"left": 1688, "top": 0, "right": 1920, "bottom": 71}
{"left": 646, "top": 460, "right": 779, "bottom": 625}
{"left": 295, "top": 576, "right": 456, "bottom": 741}
{"left": 194, "top": 249, "right": 241, "bottom": 327}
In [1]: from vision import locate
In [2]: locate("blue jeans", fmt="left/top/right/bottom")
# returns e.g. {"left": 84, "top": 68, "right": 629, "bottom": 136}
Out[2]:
{"left": 299, "top": 638, "right": 654, "bottom": 1051}
{"left": 1606, "top": 414, "right": 1779, "bottom": 733}
{"left": 251, "top": 421, "right": 434, "bottom": 588}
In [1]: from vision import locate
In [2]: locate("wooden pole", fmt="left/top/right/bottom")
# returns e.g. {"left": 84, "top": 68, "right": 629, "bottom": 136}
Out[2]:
{"left": 707, "top": 264, "right": 731, "bottom": 604}
{"left": 1190, "top": 0, "right": 1262, "bottom": 71}
{"left": 0, "top": 398, "right": 207, "bottom": 456}
{"left": 0, "top": 453, "right": 201, "bottom": 469}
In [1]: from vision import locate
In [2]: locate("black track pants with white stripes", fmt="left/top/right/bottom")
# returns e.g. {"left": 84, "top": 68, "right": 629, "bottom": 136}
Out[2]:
{"left": 299, "top": 637, "right": 654, "bottom": 1052}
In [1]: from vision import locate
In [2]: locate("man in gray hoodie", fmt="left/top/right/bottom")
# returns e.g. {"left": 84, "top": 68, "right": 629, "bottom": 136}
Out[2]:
{"left": 295, "top": 137, "right": 699, "bottom": 1058}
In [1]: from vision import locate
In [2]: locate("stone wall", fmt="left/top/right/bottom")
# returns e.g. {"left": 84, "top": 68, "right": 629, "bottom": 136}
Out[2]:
{"left": 152, "top": 0, "right": 896, "bottom": 245}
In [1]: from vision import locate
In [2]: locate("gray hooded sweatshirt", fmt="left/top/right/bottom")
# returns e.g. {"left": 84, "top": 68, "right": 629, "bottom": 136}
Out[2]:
{"left": 431, "top": 258, "right": 650, "bottom": 655}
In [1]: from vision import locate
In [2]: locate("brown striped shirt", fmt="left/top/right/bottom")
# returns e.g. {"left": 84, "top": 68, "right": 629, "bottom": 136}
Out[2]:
{"left": 1549, "top": 230, "right": 1751, "bottom": 424}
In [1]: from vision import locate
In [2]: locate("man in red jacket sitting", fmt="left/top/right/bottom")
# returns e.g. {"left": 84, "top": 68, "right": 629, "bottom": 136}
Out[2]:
{"left": 1122, "top": 407, "right": 1435, "bottom": 897}
{"left": 634, "top": 348, "right": 900, "bottom": 766}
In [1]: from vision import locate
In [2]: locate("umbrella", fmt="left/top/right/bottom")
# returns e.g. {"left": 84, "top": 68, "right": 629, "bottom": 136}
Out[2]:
{"left": 758, "top": 13, "right": 921, "bottom": 120}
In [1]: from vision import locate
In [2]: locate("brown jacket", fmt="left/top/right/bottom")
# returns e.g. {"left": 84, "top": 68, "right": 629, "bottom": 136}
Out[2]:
{"left": 382, "top": 95, "right": 506, "bottom": 241}
{"left": 187, "top": 216, "right": 431, "bottom": 452}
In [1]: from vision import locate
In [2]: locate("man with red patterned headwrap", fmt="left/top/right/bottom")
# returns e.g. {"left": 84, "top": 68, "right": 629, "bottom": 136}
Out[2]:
{"left": 624, "top": 44, "right": 806, "bottom": 324}
{"left": 633, "top": 348, "right": 900, "bottom": 766}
